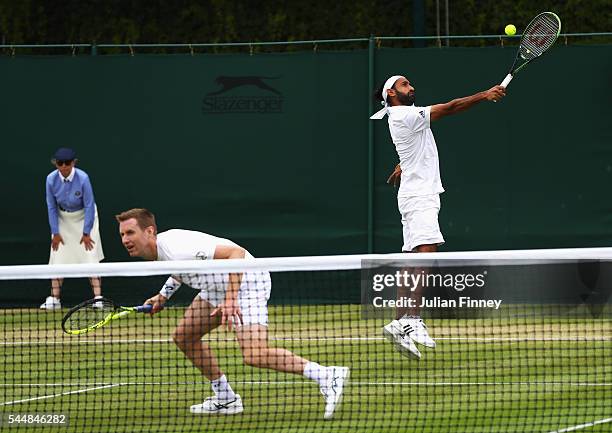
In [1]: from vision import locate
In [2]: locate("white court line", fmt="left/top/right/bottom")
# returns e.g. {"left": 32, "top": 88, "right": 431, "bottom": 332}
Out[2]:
{"left": 1, "top": 381, "right": 610, "bottom": 387}
{"left": 272, "top": 337, "right": 612, "bottom": 342}
{"left": 1, "top": 336, "right": 610, "bottom": 345}
{"left": 436, "top": 337, "right": 612, "bottom": 342}
{"left": 237, "top": 381, "right": 611, "bottom": 387}
{"left": 549, "top": 417, "right": 612, "bottom": 433}
{"left": 0, "top": 384, "right": 121, "bottom": 406}
{"left": 348, "top": 381, "right": 612, "bottom": 387}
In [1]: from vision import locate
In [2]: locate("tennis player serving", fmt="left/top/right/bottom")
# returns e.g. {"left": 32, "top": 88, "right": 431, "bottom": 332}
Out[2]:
{"left": 371, "top": 76, "right": 505, "bottom": 359}
{"left": 116, "top": 208, "right": 348, "bottom": 419}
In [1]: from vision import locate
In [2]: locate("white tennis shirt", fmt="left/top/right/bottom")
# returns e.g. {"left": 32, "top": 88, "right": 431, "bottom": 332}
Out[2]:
{"left": 157, "top": 229, "right": 251, "bottom": 262}
{"left": 387, "top": 105, "right": 444, "bottom": 197}
{"left": 156, "top": 229, "right": 256, "bottom": 298}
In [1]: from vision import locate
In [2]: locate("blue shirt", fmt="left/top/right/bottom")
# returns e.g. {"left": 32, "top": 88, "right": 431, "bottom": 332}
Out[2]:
{"left": 46, "top": 168, "right": 96, "bottom": 235}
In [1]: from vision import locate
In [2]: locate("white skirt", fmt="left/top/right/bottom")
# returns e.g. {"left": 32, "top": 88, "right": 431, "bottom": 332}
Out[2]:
{"left": 48, "top": 207, "right": 104, "bottom": 265}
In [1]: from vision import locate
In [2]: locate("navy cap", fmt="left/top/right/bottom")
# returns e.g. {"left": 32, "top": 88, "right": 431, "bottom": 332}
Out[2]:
{"left": 53, "top": 148, "right": 76, "bottom": 161}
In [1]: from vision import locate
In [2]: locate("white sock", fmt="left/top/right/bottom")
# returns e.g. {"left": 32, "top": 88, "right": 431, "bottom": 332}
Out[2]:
{"left": 211, "top": 375, "right": 236, "bottom": 402}
{"left": 303, "top": 362, "right": 329, "bottom": 386}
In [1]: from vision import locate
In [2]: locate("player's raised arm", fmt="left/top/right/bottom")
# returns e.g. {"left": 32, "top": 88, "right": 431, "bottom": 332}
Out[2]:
{"left": 430, "top": 86, "right": 506, "bottom": 121}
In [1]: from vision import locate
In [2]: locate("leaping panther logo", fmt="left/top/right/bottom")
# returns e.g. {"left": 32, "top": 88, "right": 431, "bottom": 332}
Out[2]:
{"left": 207, "top": 76, "right": 281, "bottom": 96}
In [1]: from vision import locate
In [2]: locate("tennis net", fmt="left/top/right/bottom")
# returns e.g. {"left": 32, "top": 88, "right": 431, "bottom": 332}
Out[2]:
{"left": 0, "top": 248, "right": 610, "bottom": 433}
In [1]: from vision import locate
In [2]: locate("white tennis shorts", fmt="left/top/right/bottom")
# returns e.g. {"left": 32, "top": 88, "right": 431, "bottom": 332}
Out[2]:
{"left": 196, "top": 271, "right": 272, "bottom": 327}
{"left": 398, "top": 194, "right": 445, "bottom": 252}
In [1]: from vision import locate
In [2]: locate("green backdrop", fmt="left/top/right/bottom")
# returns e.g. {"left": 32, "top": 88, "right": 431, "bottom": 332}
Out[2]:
{"left": 0, "top": 45, "right": 610, "bottom": 275}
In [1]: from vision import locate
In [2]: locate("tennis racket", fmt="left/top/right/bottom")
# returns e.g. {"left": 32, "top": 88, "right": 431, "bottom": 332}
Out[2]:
{"left": 61, "top": 297, "right": 152, "bottom": 335}
{"left": 500, "top": 12, "right": 561, "bottom": 88}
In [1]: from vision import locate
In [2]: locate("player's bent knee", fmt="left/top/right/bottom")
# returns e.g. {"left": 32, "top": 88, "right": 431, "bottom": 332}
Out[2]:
{"left": 241, "top": 350, "right": 265, "bottom": 368}
{"left": 171, "top": 329, "right": 185, "bottom": 348}
{"left": 172, "top": 327, "right": 198, "bottom": 348}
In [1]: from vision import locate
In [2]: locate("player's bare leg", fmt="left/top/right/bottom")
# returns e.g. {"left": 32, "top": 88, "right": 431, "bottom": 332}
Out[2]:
{"left": 396, "top": 244, "right": 437, "bottom": 319}
{"left": 173, "top": 297, "right": 242, "bottom": 414}
{"left": 173, "top": 296, "right": 222, "bottom": 379}
{"left": 236, "top": 324, "right": 349, "bottom": 420}
{"left": 383, "top": 244, "right": 437, "bottom": 358}
{"left": 236, "top": 324, "right": 308, "bottom": 373}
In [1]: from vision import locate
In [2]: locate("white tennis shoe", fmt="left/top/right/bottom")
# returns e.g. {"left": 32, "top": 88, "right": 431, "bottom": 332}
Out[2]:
{"left": 39, "top": 296, "right": 61, "bottom": 310}
{"left": 398, "top": 317, "right": 436, "bottom": 348}
{"left": 189, "top": 394, "right": 243, "bottom": 415}
{"left": 383, "top": 320, "right": 421, "bottom": 359}
{"left": 321, "top": 366, "right": 349, "bottom": 420}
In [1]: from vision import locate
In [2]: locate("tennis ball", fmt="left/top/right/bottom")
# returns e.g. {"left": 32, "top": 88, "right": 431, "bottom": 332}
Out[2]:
{"left": 505, "top": 24, "right": 517, "bottom": 36}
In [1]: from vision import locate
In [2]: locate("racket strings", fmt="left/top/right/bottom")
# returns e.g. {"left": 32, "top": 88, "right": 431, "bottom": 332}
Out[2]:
{"left": 68, "top": 300, "right": 114, "bottom": 331}
{"left": 521, "top": 13, "right": 560, "bottom": 59}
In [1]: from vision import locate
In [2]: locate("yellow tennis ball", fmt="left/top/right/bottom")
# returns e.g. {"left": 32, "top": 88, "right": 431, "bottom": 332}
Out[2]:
{"left": 505, "top": 24, "right": 517, "bottom": 36}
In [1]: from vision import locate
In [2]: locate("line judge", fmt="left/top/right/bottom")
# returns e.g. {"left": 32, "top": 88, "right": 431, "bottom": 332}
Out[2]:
{"left": 41, "top": 147, "right": 104, "bottom": 310}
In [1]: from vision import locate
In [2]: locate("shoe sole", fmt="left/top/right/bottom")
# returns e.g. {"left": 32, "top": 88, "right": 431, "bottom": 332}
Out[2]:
{"left": 190, "top": 397, "right": 244, "bottom": 415}
{"left": 324, "top": 367, "right": 350, "bottom": 420}
{"left": 413, "top": 338, "right": 436, "bottom": 349}
{"left": 383, "top": 326, "right": 421, "bottom": 359}
{"left": 190, "top": 406, "right": 244, "bottom": 415}
{"left": 189, "top": 408, "right": 244, "bottom": 415}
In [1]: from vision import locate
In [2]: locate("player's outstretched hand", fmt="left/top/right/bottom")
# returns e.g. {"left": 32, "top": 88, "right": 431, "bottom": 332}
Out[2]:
{"left": 485, "top": 85, "right": 506, "bottom": 102}
{"left": 387, "top": 164, "right": 402, "bottom": 188}
{"left": 144, "top": 293, "right": 167, "bottom": 315}
{"left": 211, "top": 299, "right": 243, "bottom": 332}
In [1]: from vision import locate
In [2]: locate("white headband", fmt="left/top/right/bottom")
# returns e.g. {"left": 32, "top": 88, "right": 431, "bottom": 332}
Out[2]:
{"left": 369, "top": 75, "right": 403, "bottom": 120}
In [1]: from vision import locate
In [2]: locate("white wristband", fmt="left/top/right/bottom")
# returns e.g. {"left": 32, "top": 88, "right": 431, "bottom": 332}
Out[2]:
{"left": 159, "top": 277, "right": 181, "bottom": 299}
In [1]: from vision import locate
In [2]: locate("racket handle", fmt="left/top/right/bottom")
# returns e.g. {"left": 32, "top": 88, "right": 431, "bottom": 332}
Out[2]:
{"left": 500, "top": 73, "right": 513, "bottom": 88}
{"left": 135, "top": 304, "right": 153, "bottom": 313}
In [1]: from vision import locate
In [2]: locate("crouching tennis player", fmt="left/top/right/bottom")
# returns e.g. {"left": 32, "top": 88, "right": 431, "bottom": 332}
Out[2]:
{"left": 116, "top": 208, "right": 348, "bottom": 419}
